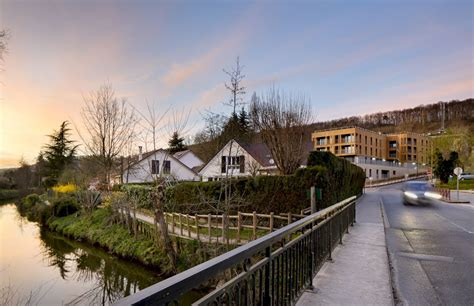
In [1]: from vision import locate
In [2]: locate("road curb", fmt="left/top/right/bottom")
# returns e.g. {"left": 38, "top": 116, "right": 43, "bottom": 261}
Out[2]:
{"left": 380, "top": 197, "right": 400, "bottom": 306}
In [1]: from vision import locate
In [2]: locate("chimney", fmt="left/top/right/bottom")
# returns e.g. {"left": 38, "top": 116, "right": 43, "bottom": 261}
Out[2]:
{"left": 138, "top": 146, "right": 143, "bottom": 160}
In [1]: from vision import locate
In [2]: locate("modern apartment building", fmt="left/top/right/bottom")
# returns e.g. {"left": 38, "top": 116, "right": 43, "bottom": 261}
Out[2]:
{"left": 311, "top": 126, "right": 431, "bottom": 180}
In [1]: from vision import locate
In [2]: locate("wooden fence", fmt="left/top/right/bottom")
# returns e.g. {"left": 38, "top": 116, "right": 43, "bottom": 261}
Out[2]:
{"left": 163, "top": 211, "right": 308, "bottom": 244}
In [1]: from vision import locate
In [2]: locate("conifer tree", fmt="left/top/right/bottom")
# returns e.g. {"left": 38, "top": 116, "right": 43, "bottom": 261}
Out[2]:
{"left": 43, "top": 121, "right": 78, "bottom": 186}
{"left": 168, "top": 131, "right": 187, "bottom": 154}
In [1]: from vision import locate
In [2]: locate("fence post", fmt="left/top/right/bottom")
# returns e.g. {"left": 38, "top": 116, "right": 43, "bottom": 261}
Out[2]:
{"left": 237, "top": 212, "right": 241, "bottom": 243}
{"left": 196, "top": 215, "right": 200, "bottom": 241}
{"left": 222, "top": 213, "right": 226, "bottom": 243}
{"left": 180, "top": 214, "right": 183, "bottom": 236}
{"left": 288, "top": 212, "right": 292, "bottom": 225}
{"left": 208, "top": 214, "right": 212, "bottom": 242}
{"left": 311, "top": 186, "right": 316, "bottom": 214}
{"left": 252, "top": 211, "right": 257, "bottom": 240}
{"left": 270, "top": 212, "right": 274, "bottom": 232}
{"left": 187, "top": 215, "right": 191, "bottom": 238}
{"left": 171, "top": 214, "right": 175, "bottom": 234}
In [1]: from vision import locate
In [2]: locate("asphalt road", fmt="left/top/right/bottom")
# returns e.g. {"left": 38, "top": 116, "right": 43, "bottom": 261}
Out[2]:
{"left": 372, "top": 183, "right": 474, "bottom": 306}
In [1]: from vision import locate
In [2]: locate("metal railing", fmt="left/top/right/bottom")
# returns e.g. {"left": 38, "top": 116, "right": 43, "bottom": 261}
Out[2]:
{"left": 114, "top": 196, "right": 357, "bottom": 306}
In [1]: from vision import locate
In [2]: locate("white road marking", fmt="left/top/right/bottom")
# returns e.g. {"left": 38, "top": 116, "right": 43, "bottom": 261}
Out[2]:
{"left": 433, "top": 212, "right": 474, "bottom": 234}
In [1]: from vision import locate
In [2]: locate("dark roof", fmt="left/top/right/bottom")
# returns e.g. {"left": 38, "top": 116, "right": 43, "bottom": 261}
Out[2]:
{"left": 236, "top": 139, "right": 313, "bottom": 167}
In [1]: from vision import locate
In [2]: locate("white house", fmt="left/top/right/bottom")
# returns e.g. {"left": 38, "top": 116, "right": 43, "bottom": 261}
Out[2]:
{"left": 173, "top": 149, "right": 204, "bottom": 172}
{"left": 199, "top": 139, "right": 281, "bottom": 181}
{"left": 122, "top": 149, "right": 200, "bottom": 183}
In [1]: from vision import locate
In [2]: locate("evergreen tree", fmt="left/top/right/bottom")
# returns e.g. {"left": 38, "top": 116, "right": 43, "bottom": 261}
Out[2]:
{"left": 43, "top": 121, "right": 78, "bottom": 186}
{"left": 433, "top": 149, "right": 459, "bottom": 183}
{"left": 238, "top": 107, "right": 250, "bottom": 134}
{"left": 168, "top": 131, "right": 187, "bottom": 154}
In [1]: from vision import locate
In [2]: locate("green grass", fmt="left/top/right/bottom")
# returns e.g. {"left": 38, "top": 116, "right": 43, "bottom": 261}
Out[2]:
{"left": 436, "top": 179, "right": 473, "bottom": 190}
{"left": 48, "top": 209, "right": 174, "bottom": 272}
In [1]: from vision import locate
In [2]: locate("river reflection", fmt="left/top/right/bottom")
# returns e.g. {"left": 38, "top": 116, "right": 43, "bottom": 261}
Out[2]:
{"left": 0, "top": 204, "right": 161, "bottom": 305}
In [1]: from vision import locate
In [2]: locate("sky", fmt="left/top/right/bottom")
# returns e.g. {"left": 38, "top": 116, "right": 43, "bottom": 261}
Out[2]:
{"left": 0, "top": 0, "right": 473, "bottom": 168}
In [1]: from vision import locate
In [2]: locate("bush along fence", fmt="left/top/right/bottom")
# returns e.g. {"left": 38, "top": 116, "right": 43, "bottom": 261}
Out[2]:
{"left": 155, "top": 151, "right": 365, "bottom": 215}
{"left": 115, "top": 195, "right": 357, "bottom": 306}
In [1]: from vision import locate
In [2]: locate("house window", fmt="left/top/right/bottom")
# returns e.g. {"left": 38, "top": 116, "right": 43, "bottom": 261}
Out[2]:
{"left": 151, "top": 160, "right": 159, "bottom": 174}
{"left": 221, "top": 156, "right": 245, "bottom": 174}
{"left": 163, "top": 160, "right": 171, "bottom": 174}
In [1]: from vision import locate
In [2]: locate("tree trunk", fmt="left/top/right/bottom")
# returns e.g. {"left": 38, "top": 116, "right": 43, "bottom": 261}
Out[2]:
{"left": 152, "top": 182, "right": 177, "bottom": 272}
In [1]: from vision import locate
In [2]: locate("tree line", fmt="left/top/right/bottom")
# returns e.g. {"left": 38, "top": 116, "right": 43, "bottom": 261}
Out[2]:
{"left": 308, "top": 99, "right": 473, "bottom": 133}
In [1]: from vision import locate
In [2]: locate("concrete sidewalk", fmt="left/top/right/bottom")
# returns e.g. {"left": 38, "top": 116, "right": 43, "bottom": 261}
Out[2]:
{"left": 297, "top": 193, "right": 393, "bottom": 306}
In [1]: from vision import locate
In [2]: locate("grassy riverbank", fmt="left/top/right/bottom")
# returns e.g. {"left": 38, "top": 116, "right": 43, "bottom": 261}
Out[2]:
{"left": 36, "top": 207, "right": 208, "bottom": 274}
{"left": 48, "top": 209, "right": 175, "bottom": 271}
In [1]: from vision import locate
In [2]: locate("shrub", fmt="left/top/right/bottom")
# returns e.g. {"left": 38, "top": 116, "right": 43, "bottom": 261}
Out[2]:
{"left": 51, "top": 196, "right": 79, "bottom": 217}
{"left": 0, "top": 177, "right": 12, "bottom": 189}
{"left": 22, "top": 193, "right": 41, "bottom": 209}
{"left": 52, "top": 183, "right": 77, "bottom": 193}
{"left": 30, "top": 203, "right": 52, "bottom": 225}
{"left": 0, "top": 189, "right": 19, "bottom": 201}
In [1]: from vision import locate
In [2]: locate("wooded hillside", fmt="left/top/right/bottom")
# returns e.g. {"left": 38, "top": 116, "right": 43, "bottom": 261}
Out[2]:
{"left": 308, "top": 98, "right": 473, "bottom": 134}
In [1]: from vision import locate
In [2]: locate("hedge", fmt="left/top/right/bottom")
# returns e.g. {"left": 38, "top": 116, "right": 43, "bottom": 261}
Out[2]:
{"left": 0, "top": 189, "right": 19, "bottom": 201}
{"left": 116, "top": 151, "right": 364, "bottom": 215}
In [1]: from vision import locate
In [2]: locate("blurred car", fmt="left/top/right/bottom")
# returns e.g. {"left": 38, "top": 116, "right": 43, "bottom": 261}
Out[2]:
{"left": 459, "top": 172, "right": 474, "bottom": 180}
{"left": 402, "top": 181, "right": 442, "bottom": 205}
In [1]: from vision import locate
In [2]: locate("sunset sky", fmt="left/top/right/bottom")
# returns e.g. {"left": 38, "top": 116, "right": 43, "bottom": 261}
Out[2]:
{"left": 1, "top": 0, "right": 473, "bottom": 168}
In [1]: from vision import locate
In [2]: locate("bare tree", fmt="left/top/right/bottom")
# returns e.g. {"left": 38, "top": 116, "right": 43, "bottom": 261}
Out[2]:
{"left": 223, "top": 57, "right": 246, "bottom": 115}
{"left": 131, "top": 102, "right": 177, "bottom": 271}
{"left": 78, "top": 84, "right": 137, "bottom": 186}
{"left": 0, "top": 29, "right": 9, "bottom": 62}
{"left": 250, "top": 87, "right": 312, "bottom": 175}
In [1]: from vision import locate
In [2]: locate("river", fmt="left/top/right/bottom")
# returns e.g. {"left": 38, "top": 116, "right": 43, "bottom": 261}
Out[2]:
{"left": 0, "top": 203, "right": 163, "bottom": 305}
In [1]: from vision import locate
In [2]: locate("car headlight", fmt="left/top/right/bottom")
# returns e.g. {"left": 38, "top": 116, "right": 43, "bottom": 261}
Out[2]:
{"left": 404, "top": 191, "right": 418, "bottom": 199}
{"left": 424, "top": 191, "right": 442, "bottom": 199}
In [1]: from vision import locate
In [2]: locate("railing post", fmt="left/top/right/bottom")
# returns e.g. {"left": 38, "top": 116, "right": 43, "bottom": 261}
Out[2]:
{"left": 327, "top": 218, "right": 333, "bottom": 261}
{"left": 288, "top": 212, "right": 292, "bottom": 225}
{"left": 252, "top": 211, "right": 257, "bottom": 240}
{"left": 263, "top": 246, "right": 272, "bottom": 305}
{"left": 270, "top": 212, "right": 274, "bottom": 232}
{"left": 237, "top": 212, "right": 241, "bottom": 243}
{"left": 311, "top": 186, "right": 316, "bottom": 214}
{"left": 180, "top": 214, "right": 183, "bottom": 236}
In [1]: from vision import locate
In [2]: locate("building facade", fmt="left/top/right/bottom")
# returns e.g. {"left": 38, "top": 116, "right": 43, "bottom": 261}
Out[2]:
{"left": 311, "top": 127, "right": 431, "bottom": 180}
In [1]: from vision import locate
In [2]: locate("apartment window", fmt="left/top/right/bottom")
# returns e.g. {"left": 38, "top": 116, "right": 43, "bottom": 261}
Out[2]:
{"left": 365, "top": 147, "right": 367, "bottom": 155}
{"left": 371, "top": 148, "right": 373, "bottom": 155}
{"left": 316, "top": 137, "right": 326, "bottom": 145}
{"left": 151, "top": 160, "right": 159, "bottom": 174}
{"left": 393, "top": 171, "right": 396, "bottom": 175}
{"left": 376, "top": 139, "right": 378, "bottom": 146}
{"left": 365, "top": 136, "right": 367, "bottom": 144}
{"left": 370, "top": 137, "right": 373, "bottom": 145}
{"left": 369, "top": 169, "right": 372, "bottom": 177}
{"left": 163, "top": 160, "right": 171, "bottom": 174}
{"left": 376, "top": 148, "right": 378, "bottom": 156}
{"left": 414, "top": 139, "right": 417, "bottom": 145}
{"left": 408, "top": 154, "right": 412, "bottom": 161}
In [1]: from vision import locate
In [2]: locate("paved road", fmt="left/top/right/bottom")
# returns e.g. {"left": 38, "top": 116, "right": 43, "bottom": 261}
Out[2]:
{"left": 375, "top": 183, "right": 474, "bottom": 306}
